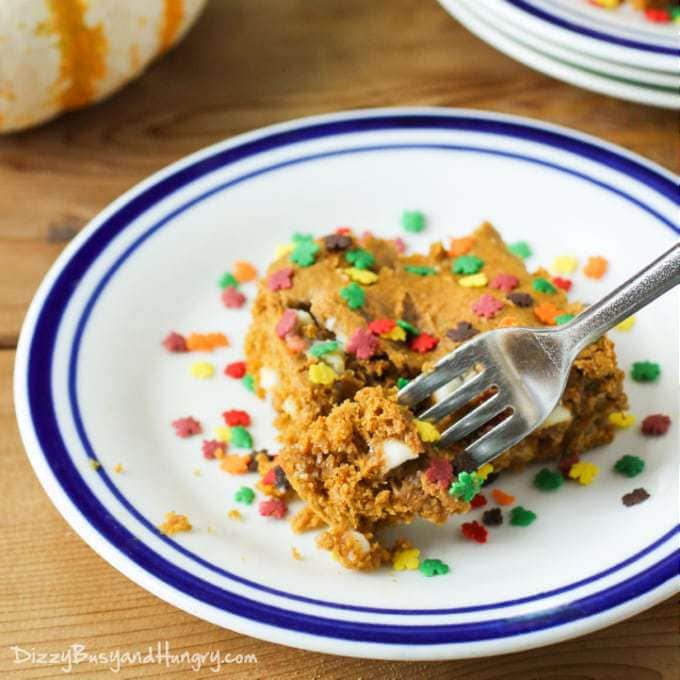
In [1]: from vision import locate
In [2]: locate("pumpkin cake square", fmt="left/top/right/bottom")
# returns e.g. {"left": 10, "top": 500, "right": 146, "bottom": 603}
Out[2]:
{"left": 244, "top": 222, "right": 627, "bottom": 569}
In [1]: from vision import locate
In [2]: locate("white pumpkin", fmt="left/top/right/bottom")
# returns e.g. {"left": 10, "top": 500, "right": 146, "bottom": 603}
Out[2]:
{"left": 0, "top": 0, "right": 207, "bottom": 133}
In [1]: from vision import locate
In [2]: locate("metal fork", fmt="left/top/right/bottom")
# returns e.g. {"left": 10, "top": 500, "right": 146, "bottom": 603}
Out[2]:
{"left": 398, "top": 242, "right": 680, "bottom": 470}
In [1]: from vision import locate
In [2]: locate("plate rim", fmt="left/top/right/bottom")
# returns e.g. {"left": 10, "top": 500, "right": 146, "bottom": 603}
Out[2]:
{"left": 13, "top": 107, "right": 680, "bottom": 660}
{"left": 440, "top": 0, "right": 680, "bottom": 109}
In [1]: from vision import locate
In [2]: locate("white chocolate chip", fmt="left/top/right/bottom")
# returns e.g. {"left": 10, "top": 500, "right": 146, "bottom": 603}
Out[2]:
{"left": 282, "top": 396, "right": 297, "bottom": 416}
{"left": 432, "top": 368, "right": 477, "bottom": 403}
{"left": 296, "top": 310, "right": 314, "bottom": 326}
{"left": 380, "top": 438, "right": 419, "bottom": 473}
{"left": 259, "top": 367, "right": 279, "bottom": 390}
{"left": 346, "top": 530, "right": 370, "bottom": 554}
{"left": 540, "top": 403, "right": 572, "bottom": 428}
{"left": 322, "top": 351, "right": 345, "bottom": 374}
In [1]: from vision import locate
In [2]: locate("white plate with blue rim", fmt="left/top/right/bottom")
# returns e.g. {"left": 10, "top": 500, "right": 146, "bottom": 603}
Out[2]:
{"left": 439, "top": 0, "right": 680, "bottom": 109}
{"left": 470, "top": 0, "right": 679, "bottom": 72}
{"left": 14, "top": 108, "right": 679, "bottom": 660}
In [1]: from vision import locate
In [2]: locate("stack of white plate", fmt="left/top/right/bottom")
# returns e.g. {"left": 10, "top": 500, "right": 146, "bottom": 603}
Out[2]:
{"left": 439, "top": 0, "right": 679, "bottom": 108}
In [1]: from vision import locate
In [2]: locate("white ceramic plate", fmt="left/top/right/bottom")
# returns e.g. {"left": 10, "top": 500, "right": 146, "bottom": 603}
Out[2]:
{"left": 440, "top": 0, "right": 680, "bottom": 109}
{"left": 474, "top": 2, "right": 679, "bottom": 89}
{"left": 476, "top": 0, "right": 679, "bottom": 72}
{"left": 14, "top": 108, "right": 679, "bottom": 660}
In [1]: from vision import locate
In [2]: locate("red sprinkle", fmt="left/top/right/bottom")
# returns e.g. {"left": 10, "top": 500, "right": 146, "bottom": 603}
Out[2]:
{"left": 225, "top": 361, "right": 247, "bottom": 379}
{"left": 276, "top": 309, "right": 298, "bottom": 338}
{"left": 335, "top": 226, "right": 352, "bottom": 235}
{"left": 222, "top": 287, "right": 246, "bottom": 308}
{"left": 172, "top": 417, "right": 202, "bottom": 438}
{"left": 553, "top": 276, "right": 572, "bottom": 292}
{"left": 641, "top": 414, "right": 671, "bottom": 436}
{"left": 392, "top": 237, "right": 407, "bottom": 254}
{"left": 424, "top": 458, "right": 453, "bottom": 489}
{"left": 645, "top": 8, "right": 671, "bottom": 23}
{"left": 267, "top": 267, "right": 294, "bottom": 292}
{"left": 202, "top": 440, "right": 224, "bottom": 459}
{"left": 410, "top": 332, "right": 439, "bottom": 353}
{"left": 470, "top": 493, "right": 487, "bottom": 509}
{"left": 558, "top": 454, "right": 580, "bottom": 477}
{"left": 461, "top": 521, "right": 488, "bottom": 544}
{"left": 490, "top": 273, "right": 519, "bottom": 293}
{"left": 347, "top": 327, "right": 379, "bottom": 360}
{"left": 223, "top": 409, "right": 251, "bottom": 427}
{"left": 368, "top": 318, "right": 396, "bottom": 335}
{"left": 162, "top": 332, "right": 188, "bottom": 352}
{"left": 261, "top": 467, "right": 277, "bottom": 486}
{"left": 472, "top": 294, "right": 504, "bottom": 319}
{"left": 259, "top": 498, "right": 287, "bottom": 519}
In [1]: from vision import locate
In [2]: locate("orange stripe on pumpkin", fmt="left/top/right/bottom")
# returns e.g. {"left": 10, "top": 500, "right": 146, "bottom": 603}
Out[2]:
{"left": 46, "top": 0, "right": 108, "bottom": 110}
{"left": 159, "top": 0, "right": 185, "bottom": 53}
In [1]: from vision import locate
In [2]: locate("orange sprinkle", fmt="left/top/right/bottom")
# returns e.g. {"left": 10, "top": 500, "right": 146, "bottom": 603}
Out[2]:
{"left": 185, "top": 332, "right": 229, "bottom": 351}
{"left": 233, "top": 261, "right": 258, "bottom": 283}
{"left": 449, "top": 236, "right": 475, "bottom": 257}
{"left": 583, "top": 256, "right": 608, "bottom": 279}
{"left": 498, "top": 316, "right": 519, "bottom": 328}
{"left": 220, "top": 454, "right": 250, "bottom": 475}
{"left": 533, "top": 302, "right": 562, "bottom": 325}
{"left": 491, "top": 488, "right": 515, "bottom": 506}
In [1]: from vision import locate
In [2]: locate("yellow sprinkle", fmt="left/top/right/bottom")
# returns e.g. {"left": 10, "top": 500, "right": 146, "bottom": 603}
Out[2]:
{"left": 113, "top": 463, "right": 124, "bottom": 474}
{"left": 552, "top": 255, "right": 578, "bottom": 274}
{"left": 228, "top": 509, "right": 242, "bottom": 521}
{"left": 193, "top": 468, "right": 202, "bottom": 477}
{"left": 458, "top": 273, "right": 488, "bottom": 288}
{"left": 615, "top": 316, "right": 635, "bottom": 331}
{"left": 190, "top": 361, "right": 215, "bottom": 379}
{"left": 414, "top": 419, "right": 440, "bottom": 442}
{"left": 393, "top": 548, "right": 420, "bottom": 571}
{"left": 591, "top": 0, "right": 621, "bottom": 8}
{"left": 344, "top": 267, "right": 378, "bottom": 285}
{"left": 215, "top": 426, "right": 231, "bottom": 442}
{"left": 207, "top": 525, "right": 217, "bottom": 534}
{"left": 383, "top": 326, "right": 407, "bottom": 341}
{"left": 568, "top": 461, "right": 599, "bottom": 486}
{"left": 477, "top": 463, "right": 494, "bottom": 480}
{"left": 308, "top": 362, "right": 338, "bottom": 385}
{"left": 275, "top": 243, "right": 294, "bottom": 258}
{"left": 88, "top": 459, "right": 101, "bottom": 470}
{"left": 608, "top": 412, "right": 636, "bottom": 428}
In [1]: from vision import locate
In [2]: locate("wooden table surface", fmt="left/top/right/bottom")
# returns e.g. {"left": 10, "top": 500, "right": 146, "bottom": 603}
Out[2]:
{"left": 1, "top": 1, "right": 677, "bottom": 677}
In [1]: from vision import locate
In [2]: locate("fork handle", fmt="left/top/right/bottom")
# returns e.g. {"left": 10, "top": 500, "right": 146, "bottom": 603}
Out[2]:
{"left": 563, "top": 241, "right": 680, "bottom": 357}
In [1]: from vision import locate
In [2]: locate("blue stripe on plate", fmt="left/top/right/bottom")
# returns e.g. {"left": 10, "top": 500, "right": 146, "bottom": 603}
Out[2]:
{"left": 503, "top": 0, "right": 679, "bottom": 56}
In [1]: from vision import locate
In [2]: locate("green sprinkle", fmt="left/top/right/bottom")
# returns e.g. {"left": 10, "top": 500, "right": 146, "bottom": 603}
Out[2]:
{"left": 532, "top": 277, "right": 557, "bottom": 294}
{"left": 234, "top": 487, "right": 255, "bottom": 504}
{"left": 309, "top": 340, "right": 340, "bottom": 357}
{"left": 509, "top": 241, "right": 532, "bottom": 259}
{"left": 340, "top": 282, "right": 366, "bottom": 309}
{"left": 452, "top": 255, "right": 484, "bottom": 275}
{"left": 230, "top": 426, "right": 253, "bottom": 449}
{"left": 449, "top": 471, "right": 483, "bottom": 502}
{"left": 292, "top": 232, "right": 314, "bottom": 243}
{"left": 533, "top": 468, "right": 564, "bottom": 491}
{"left": 404, "top": 264, "right": 436, "bottom": 276}
{"left": 672, "top": 7, "right": 680, "bottom": 20}
{"left": 614, "top": 455, "right": 645, "bottom": 478}
{"left": 396, "top": 377, "right": 410, "bottom": 390}
{"left": 242, "top": 374, "right": 255, "bottom": 392}
{"left": 555, "top": 313, "right": 575, "bottom": 326}
{"left": 397, "top": 319, "right": 418, "bottom": 335}
{"left": 345, "top": 248, "right": 375, "bottom": 270}
{"left": 401, "top": 210, "right": 426, "bottom": 233}
{"left": 290, "top": 239, "right": 320, "bottom": 267}
{"left": 510, "top": 506, "right": 537, "bottom": 527}
{"left": 219, "top": 272, "right": 239, "bottom": 289}
{"left": 631, "top": 361, "right": 661, "bottom": 383}
{"left": 419, "top": 558, "right": 449, "bottom": 577}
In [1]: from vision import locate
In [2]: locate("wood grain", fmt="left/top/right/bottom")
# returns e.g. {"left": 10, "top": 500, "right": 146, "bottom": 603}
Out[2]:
{"left": 0, "top": 0, "right": 677, "bottom": 677}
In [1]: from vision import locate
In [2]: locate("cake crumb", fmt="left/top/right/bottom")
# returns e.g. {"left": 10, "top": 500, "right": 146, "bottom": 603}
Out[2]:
{"left": 291, "top": 547, "right": 303, "bottom": 561}
{"left": 159, "top": 512, "right": 192, "bottom": 536}
{"left": 228, "top": 509, "right": 243, "bottom": 521}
